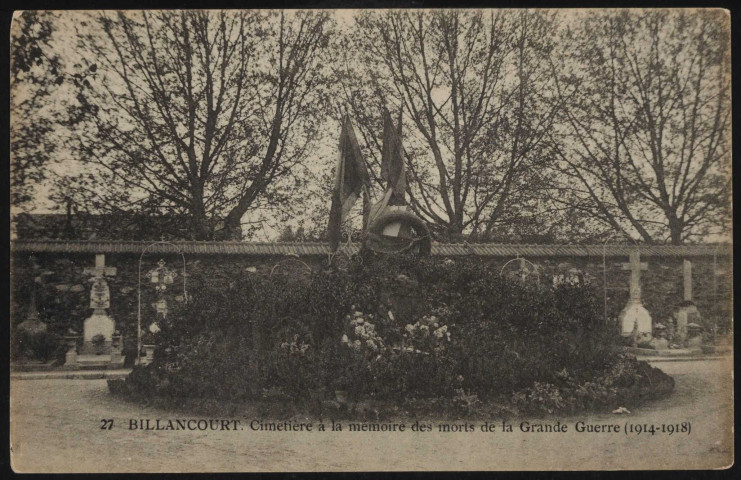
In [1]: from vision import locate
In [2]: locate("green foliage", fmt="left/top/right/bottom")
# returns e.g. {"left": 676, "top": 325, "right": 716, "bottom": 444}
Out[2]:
{"left": 119, "top": 256, "right": 672, "bottom": 413}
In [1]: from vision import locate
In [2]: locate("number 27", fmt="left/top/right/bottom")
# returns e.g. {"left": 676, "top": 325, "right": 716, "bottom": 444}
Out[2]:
{"left": 100, "top": 419, "right": 114, "bottom": 430}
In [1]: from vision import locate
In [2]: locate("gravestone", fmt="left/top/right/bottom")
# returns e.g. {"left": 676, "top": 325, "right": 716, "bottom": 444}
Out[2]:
{"left": 674, "top": 259, "right": 701, "bottom": 344}
{"left": 84, "top": 276, "right": 114, "bottom": 341}
{"left": 14, "top": 260, "right": 55, "bottom": 369}
{"left": 16, "top": 257, "right": 48, "bottom": 340}
{"left": 619, "top": 251, "right": 652, "bottom": 337}
{"left": 141, "top": 258, "right": 178, "bottom": 365}
{"left": 69, "top": 254, "right": 124, "bottom": 368}
{"left": 82, "top": 254, "right": 116, "bottom": 346}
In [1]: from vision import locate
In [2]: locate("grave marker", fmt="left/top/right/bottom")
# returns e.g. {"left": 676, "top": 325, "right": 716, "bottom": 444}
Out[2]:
{"left": 82, "top": 254, "right": 117, "bottom": 343}
{"left": 69, "top": 254, "right": 125, "bottom": 369}
{"left": 675, "top": 259, "right": 700, "bottom": 344}
{"left": 618, "top": 250, "right": 652, "bottom": 337}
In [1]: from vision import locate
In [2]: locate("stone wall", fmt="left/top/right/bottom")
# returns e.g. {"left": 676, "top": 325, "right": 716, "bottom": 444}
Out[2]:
{"left": 10, "top": 246, "right": 733, "bottom": 362}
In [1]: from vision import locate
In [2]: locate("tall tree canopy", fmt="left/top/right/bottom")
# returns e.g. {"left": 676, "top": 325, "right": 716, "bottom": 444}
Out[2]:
{"left": 338, "top": 10, "right": 563, "bottom": 240}
{"left": 10, "top": 11, "right": 63, "bottom": 210}
{"left": 58, "top": 10, "right": 333, "bottom": 239}
{"left": 10, "top": 9, "right": 731, "bottom": 244}
{"left": 550, "top": 10, "right": 731, "bottom": 244}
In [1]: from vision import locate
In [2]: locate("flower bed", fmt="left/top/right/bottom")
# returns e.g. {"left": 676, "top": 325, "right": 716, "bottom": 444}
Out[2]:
{"left": 112, "top": 255, "right": 673, "bottom": 417}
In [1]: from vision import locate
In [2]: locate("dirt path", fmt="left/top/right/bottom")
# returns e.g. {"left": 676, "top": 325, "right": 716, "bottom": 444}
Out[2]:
{"left": 10, "top": 358, "right": 733, "bottom": 472}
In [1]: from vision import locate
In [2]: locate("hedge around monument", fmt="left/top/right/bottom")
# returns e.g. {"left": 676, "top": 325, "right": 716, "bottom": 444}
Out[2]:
{"left": 111, "top": 255, "right": 674, "bottom": 417}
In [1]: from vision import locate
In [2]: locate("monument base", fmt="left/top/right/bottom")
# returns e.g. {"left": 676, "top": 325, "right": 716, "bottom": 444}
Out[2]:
{"left": 674, "top": 303, "right": 700, "bottom": 344}
{"left": 76, "top": 354, "right": 126, "bottom": 370}
{"left": 619, "top": 301, "right": 652, "bottom": 337}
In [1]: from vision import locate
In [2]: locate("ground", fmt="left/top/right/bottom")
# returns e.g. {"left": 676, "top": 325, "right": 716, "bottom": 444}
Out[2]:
{"left": 10, "top": 358, "right": 734, "bottom": 472}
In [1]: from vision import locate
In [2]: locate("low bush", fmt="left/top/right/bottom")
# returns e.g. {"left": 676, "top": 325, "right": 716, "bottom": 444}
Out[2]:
{"left": 115, "top": 255, "right": 673, "bottom": 416}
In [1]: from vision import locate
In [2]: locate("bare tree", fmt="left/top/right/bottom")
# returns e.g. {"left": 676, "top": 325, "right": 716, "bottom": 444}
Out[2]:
{"left": 550, "top": 10, "right": 731, "bottom": 244}
{"left": 57, "top": 10, "right": 332, "bottom": 239}
{"left": 338, "top": 10, "right": 562, "bottom": 239}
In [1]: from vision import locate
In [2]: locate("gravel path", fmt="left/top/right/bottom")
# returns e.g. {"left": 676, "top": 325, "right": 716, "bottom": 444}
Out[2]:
{"left": 10, "top": 358, "right": 733, "bottom": 472}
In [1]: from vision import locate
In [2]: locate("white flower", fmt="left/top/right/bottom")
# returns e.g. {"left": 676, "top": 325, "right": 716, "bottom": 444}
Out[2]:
{"left": 366, "top": 340, "right": 377, "bottom": 350}
{"left": 434, "top": 328, "right": 444, "bottom": 338}
{"left": 354, "top": 311, "right": 364, "bottom": 317}
{"left": 420, "top": 325, "right": 429, "bottom": 332}
{"left": 355, "top": 326, "right": 363, "bottom": 335}
{"left": 341, "top": 334, "right": 349, "bottom": 344}
{"left": 388, "top": 311, "right": 395, "bottom": 321}
{"left": 405, "top": 324, "right": 415, "bottom": 334}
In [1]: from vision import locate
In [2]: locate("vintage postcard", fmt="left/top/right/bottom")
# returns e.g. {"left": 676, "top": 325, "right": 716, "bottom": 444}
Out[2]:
{"left": 9, "top": 8, "right": 733, "bottom": 472}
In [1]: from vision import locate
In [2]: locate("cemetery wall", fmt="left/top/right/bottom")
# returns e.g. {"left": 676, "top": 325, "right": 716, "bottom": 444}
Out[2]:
{"left": 10, "top": 243, "right": 733, "bottom": 360}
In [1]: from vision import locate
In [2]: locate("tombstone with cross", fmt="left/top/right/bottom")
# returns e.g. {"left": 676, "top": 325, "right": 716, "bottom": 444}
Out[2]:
{"left": 673, "top": 259, "right": 701, "bottom": 344}
{"left": 618, "top": 250, "right": 652, "bottom": 338}
{"left": 74, "top": 254, "right": 124, "bottom": 367}
{"left": 145, "top": 259, "right": 177, "bottom": 333}
{"left": 82, "top": 254, "right": 117, "bottom": 344}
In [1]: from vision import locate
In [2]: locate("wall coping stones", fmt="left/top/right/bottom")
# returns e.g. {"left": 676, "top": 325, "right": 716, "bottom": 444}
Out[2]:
{"left": 10, "top": 240, "right": 733, "bottom": 258}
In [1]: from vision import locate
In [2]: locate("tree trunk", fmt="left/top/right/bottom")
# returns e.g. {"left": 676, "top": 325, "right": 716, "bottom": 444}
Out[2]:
{"left": 190, "top": 192, "right": 210, "bottom": 240}
{"left": 669, "top": 218, "right": 684, "bottom": 245}
{"left": 220, "top": 217, "right": 243, "bottom": 241}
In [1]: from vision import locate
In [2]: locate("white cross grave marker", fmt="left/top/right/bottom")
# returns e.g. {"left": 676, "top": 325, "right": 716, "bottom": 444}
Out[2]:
{"left": 618, "top": 250, "right": 652, "bottom": 337}
{"left": 621, "top": 251, "right": 648, "bottom": 302}
{"left": 675, "top": 259, "right": 700, "bottom": 343}
{"left": 84, "top": 254, "right": 117, "bottom": 278}
{"left": 82, "top": 254, "right": 117, "bottom": 342}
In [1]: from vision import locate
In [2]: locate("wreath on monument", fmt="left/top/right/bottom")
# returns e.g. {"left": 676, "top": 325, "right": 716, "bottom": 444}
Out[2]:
{"left": 328, "top": 112, "right": 432, "bottom": 260}
{"left": 364, "top": 210, "right": 431, "bottom": 256}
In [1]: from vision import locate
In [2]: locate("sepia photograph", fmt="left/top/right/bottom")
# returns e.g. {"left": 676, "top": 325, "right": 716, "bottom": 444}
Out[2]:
{"left": 8, "top": 7, "right": 733, "bottom": 472}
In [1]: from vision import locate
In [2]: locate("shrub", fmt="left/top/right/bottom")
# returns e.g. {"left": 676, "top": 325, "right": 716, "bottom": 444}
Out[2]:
{"left": 117, "top": 255, "right": 673, "bottom": 414}
{"left": 11, "top": 328, "right": 60, "bottom": 361}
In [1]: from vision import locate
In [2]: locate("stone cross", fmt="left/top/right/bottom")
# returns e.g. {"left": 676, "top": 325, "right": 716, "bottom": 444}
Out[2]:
{"left": 81, "top": 254, "right": 117, "bottom": 345}
{"left": 683, "top": 259, "right": 692, "bottom": 301}
{"left": 621, "top": 251, "right": 648, "bottom": 302}
{"left": 84, "top": 254, "right": 116, "bottom": 310}
{"left": 84, "top": 254, "right": 117, "bottom": 279}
